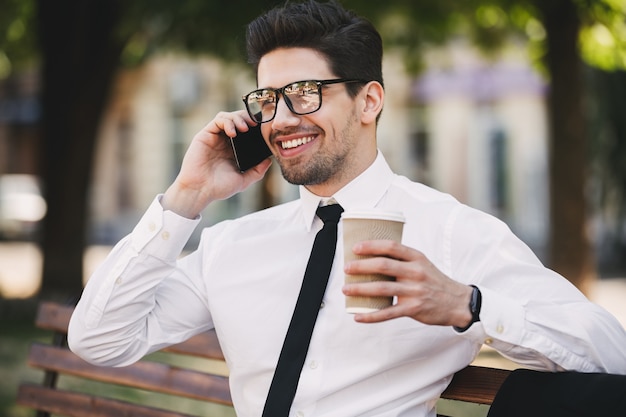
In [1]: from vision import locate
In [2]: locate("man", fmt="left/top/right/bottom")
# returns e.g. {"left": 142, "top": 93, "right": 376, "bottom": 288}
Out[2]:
{"left": 68, "top": 1, "right": 626, "bottom": 416}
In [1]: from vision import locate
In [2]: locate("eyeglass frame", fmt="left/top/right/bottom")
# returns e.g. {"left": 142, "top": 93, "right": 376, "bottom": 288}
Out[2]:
{"left": 242, "top": 78, "right": 368, "bottom": 124}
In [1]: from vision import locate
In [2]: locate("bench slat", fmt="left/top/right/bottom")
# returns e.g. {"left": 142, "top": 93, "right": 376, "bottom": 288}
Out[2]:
{"left": 27, "top": 343, "right": 233, "bottom": 406}
{"left": 16, "top": 383, "right": 196, "bottom": 417}
{"left": 441, "top": 366, "right": 510, "bottom": 405}
{"left": 35, "top": 301, "right": 73, "bottom": 333}
{"left": 23, "top": 300, "right": 512, "bottom": 417}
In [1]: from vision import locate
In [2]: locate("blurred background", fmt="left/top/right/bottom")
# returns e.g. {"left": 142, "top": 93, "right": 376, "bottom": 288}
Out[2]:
{"left": 1, "top": 0, "right": 625, "bottom": 415}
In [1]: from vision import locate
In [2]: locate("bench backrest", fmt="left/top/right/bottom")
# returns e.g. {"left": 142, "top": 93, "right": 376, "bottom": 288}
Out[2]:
{"left": 17, "top": 301, "right": 511, "bottom": 417}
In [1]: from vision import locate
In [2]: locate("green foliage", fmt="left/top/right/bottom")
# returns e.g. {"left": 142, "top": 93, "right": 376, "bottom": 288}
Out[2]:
{"left": 2, "top": 0, "right": 624, "bottom": 76}
{"left": 0, "top": 0, "right": 37, "bottom": 79}
{"left": 344, "top": 0, "right": 626, "bottom": 73}
{"left": 116, "top": 0, "right": 283, "bottom": 66}
{"left": 0, "top": 0, "right": 285, "bottom": 76}
{"left": 578, "top": 0, "right": 626, "bottom": 70}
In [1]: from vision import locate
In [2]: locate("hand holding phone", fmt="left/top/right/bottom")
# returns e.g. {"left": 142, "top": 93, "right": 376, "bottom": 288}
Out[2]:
{"left": 229, "top": 124, "right": 272, "bottom": 172}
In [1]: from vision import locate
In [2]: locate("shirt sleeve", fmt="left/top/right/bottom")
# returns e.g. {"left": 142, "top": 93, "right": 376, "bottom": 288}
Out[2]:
{"left": 448, "top": 205, "right": 626, "bottom": 374}
{"left": 68, "top": 195, "right": 213, "bottom": 366}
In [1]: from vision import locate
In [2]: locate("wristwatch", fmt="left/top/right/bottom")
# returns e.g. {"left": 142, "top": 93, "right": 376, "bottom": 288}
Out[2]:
{"left": 453, "top": 285, "right": 482, "bottom": 333}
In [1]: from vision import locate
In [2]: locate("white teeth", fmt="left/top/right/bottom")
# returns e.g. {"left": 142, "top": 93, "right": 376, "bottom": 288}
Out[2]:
{"left": 281, "top": 136, "right": 313, "bottom": 149}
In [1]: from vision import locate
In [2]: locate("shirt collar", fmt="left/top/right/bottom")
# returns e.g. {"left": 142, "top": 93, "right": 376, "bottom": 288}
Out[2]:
{"left": 299, "top": 151, "right": 395, "bottom": 231}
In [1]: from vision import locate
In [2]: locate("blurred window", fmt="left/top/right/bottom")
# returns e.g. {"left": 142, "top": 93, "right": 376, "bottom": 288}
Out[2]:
{"left": 0, "top": 174, "right": 46, "bottom": 239}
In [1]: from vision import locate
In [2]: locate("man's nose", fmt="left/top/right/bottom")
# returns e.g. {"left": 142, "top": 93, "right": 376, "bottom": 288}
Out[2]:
{"left": 271, "top": 96, "right": 300, "bottom": 129}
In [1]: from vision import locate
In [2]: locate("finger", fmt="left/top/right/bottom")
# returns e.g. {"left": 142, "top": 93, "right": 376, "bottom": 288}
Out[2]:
{"left": 342, "top": 280, "right": 397, "bottom": 297}
{"left": 345, "top": 256, "right": 424, "bottom": 285}
{"left": 231, "top": 118, "right": 259, "bottom": 138}
{"left": 352, "top": 304, "right": 405, "bottom": 323}
{"left": 352, "top": 240, "right": 418, "bottom": 262}
{"left": 344, "top": 255, "right": 400, "bottom": 277}
{"left": 210, "top": 111, "right": 251, "bottom": 138}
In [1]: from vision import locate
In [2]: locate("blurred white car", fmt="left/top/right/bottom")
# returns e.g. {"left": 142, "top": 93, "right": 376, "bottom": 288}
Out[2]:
{"left": 0, "top": 174, "right": 47, "bottom": 239}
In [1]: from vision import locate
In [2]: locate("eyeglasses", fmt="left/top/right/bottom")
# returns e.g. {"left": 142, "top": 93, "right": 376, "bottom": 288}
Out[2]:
{"left": 242, "top": 78, "right": 367, "bottom": 123}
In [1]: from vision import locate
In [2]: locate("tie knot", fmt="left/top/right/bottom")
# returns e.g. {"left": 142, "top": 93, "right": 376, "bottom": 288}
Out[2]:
{"left": 316, "top": 204, "right": 344, "bottom": 225}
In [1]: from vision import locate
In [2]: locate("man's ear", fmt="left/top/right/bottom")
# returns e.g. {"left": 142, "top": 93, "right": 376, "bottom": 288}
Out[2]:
{"left": 360, "top": 81, "right": 384, "bottom": 125}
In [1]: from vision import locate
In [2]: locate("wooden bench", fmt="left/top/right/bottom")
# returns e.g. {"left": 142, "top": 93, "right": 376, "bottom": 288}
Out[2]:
{"left": 16, "top": 301, "right": 512, "bottom": 417}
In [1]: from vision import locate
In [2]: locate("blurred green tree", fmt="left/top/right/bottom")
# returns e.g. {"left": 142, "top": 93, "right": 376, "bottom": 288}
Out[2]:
{"left": 2, "top": 0, "right": 280, "bottom": 298}
{"left": 0, "top": 0, "right": 624, "bottom": 297}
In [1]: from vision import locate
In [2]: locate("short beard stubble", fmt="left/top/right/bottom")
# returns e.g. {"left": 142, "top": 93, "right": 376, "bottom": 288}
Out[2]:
{"left": 278, "top": 110, "right": 359, "bottom": 187}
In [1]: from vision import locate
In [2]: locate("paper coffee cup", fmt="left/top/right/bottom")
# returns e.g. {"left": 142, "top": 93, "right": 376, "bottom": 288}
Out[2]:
{"left": 342, "top": 209, "right": 405, "bottom": 313}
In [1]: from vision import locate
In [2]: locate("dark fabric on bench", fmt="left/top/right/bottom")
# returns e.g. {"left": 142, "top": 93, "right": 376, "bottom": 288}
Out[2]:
{"left": 487, "top": 368, "right": 626, "bottom": 417}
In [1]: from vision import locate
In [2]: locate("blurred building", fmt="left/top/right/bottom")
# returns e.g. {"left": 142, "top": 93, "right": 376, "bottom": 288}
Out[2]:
{"left": 0, "top": 70, "right": 39, "bottom": 175}
{"left": 410, "top": 40, "right": 549, "bottom": 254}
{"left": 88, "top": 54, "right": 298, "bottom": 247}
{"left": 0, "top": 70, "right": 44, "bottom": 240}
{"left": 1, "top": 41, "right": 550, "bottom": 256}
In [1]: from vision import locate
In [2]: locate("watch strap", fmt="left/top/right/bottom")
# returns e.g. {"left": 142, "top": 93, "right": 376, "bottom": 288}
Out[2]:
{"left": 453, "top": 285, "right": 482, "bottom": 333}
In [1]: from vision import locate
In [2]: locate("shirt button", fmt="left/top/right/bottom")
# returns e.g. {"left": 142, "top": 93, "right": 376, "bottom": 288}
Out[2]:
{"left": 296, "top": 411, "right": 305, "bottom": 417}
{"left": 496, "top": 324, "right": 504, "bottom": 334}
{"left": 309, "top": 360, "right": 318, "bottom": 369}
{"left": 115, "top": 277, "right": 122, "bottom": 285}
{"left": 148, "top": 222, "right": 156, "bottom": 232}
{"left": 484, "top": 338, "right": 493, "bottom": 345}
{"left": 320, "top": 301, "right": 326, "bottom": 309}
{"left": 161, "top": 231, "right": 170, "bottom": 240}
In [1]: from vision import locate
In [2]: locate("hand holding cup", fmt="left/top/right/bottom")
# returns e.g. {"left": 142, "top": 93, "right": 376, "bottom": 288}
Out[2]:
{"left": 342, "top": 209, "right": 405, "bottom": 313}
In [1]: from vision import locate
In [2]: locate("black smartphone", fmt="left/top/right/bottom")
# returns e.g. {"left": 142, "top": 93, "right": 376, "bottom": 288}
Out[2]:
{"left": 229, "top": 124, "right": 272, "bottom": 172}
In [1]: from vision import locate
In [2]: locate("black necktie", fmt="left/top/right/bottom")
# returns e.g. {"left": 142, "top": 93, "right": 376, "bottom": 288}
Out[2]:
{"left": 262, "top": 204, "right": 344, "bottom": 417}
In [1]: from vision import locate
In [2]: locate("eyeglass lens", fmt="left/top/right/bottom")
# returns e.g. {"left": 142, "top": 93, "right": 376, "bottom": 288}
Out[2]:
{"left": 245, "top": 81, "right": 322, "bottom": 123}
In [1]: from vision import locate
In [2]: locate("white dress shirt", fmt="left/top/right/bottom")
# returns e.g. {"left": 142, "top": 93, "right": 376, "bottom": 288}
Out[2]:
{"left": 69, "top": 152, "right": 626, "bottom": 417}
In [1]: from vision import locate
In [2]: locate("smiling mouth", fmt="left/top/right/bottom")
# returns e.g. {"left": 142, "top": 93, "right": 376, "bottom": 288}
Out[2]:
{"left": 280, "top": 136, "right": 314, "bottom": 150}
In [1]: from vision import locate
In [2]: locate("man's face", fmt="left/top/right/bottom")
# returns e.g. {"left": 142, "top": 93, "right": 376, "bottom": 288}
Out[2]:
{"left": 256, "top": 47, "right": 368, "bottom": 196}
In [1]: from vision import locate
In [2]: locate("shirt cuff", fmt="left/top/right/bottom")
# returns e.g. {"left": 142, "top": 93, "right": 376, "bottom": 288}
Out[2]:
{"left": 457, "top": 286, "right": 525, "bottom": 348}
{"left": 130, "top": 195, "right": 201, "bottom": 261}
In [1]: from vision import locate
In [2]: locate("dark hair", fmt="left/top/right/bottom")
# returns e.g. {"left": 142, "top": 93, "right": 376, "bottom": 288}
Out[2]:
{"left": 245, "top": 0, "right": 384, "bottom": 97}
